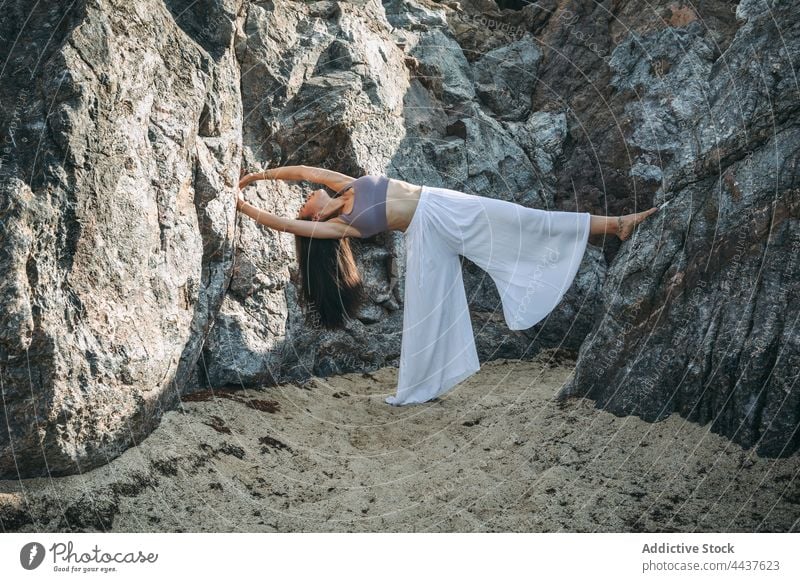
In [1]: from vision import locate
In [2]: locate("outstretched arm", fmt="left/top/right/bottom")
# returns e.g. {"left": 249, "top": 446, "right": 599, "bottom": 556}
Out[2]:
{"left": 235, "top": 197, "right": 357, "bottom": 239}
{"left": 240, "top": 165, "right": 356, "bottom": 192}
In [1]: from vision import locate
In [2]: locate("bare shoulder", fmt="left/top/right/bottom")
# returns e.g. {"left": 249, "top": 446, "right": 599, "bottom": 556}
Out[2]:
{"left": 303, "top": 166, "right": 357, "bottom": 192}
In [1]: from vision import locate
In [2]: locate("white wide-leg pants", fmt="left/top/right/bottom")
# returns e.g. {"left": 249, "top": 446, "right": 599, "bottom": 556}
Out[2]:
{"left": 385, "top": 185, "right": 591, "bottom": 406}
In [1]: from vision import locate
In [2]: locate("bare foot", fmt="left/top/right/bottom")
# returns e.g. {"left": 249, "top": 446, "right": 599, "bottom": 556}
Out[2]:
{"left": 616, "top": 206, "right": 659, "bottom": 241}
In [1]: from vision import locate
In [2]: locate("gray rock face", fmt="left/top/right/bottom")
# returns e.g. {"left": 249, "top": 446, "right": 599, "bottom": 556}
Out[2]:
{"left": 472, "top": 39, "right": 542, "bottom": 121}
{"left": 2, "top": 0, "right": 796, "bottom": 480}
{"left": 557, "top": 2, "right": 800, "bottom": 457}
{"left": 200, "top": 0, "right": 412, "bottom": 388}
{"left": 0, "top": 0, "right": 243, "bottom": 478}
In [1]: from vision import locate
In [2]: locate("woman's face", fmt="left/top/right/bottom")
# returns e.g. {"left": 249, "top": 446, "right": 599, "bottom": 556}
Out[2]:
{"left": 298, "top": 188, "right": 333, "bottom": 221}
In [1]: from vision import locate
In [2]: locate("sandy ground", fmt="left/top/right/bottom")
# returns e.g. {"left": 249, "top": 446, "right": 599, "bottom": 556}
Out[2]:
{"left": 1, "top": 350, "right": 798, "bottom": 532}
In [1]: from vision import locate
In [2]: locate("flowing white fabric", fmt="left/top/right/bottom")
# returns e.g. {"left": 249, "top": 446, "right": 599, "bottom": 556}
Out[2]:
{"left": 385, "top": 184, "right": 591, "bottom": 406}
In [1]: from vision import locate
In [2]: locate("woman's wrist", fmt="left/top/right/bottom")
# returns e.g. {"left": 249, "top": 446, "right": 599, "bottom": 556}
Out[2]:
{"left": 241, "top": 171, "right": 266, "bottom": 185}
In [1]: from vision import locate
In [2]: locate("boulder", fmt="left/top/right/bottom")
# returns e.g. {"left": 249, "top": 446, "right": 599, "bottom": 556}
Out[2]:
{"left": 0, "top": 0, "right": 243, "bottom": 478}
{"left": 557, "top": 2, "right": 800, "bottom": 457}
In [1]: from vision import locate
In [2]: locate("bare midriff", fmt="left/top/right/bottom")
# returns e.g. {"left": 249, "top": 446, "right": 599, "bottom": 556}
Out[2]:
{"left": 385, "top": 178, "right": 422, "bottom": 233}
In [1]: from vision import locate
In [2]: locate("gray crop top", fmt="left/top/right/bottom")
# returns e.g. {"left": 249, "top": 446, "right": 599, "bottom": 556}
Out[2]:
{"left": 333, "top": 175, "right": 390, "bottom": 238}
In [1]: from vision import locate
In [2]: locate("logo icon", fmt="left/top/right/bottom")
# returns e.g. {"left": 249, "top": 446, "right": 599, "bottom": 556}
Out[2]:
{"left": 20, "top": 542, "right": 46, "bottom": 570}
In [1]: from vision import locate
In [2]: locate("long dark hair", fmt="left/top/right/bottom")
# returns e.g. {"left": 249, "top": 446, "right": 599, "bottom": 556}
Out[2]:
{"left": 293, "top": 184, "right": 365, "bottom": 329}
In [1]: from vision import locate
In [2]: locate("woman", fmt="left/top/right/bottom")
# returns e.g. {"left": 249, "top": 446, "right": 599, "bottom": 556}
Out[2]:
{"left": 236, "top": 165, "right": 659, "bottom": 405}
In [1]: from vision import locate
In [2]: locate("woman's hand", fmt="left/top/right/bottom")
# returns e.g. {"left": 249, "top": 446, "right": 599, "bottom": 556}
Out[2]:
{"left": 236, "top": 169, "right": 250, "bottom": 210}
{"left": 238, "top": 173, "right": 255, "bottom": 190}
{"left": 239, "top": 166, "right": 269, "bottom": 190}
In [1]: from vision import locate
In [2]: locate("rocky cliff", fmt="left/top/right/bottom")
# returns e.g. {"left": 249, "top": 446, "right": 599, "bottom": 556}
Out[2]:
{"left": 550, "top": 0, "right": 800, "bottom": 458}
{"left": 0, "top": 0, "right": 245, "bottom": 478}
{"left": 1, "top": 0, "right": 797, "bottom": 479}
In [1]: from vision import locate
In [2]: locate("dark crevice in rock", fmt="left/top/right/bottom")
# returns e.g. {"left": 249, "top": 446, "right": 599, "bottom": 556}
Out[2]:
{"left": 495, "top": 0, "right": 528, "bottom": 10}
{"left": 163, "top": 0, "right": 234, "bottom": 61}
